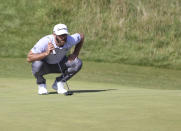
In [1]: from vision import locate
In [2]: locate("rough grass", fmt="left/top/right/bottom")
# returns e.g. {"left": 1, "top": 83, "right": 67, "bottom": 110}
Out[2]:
{"left": 1, "top": 0, "right": 181, "bottom": 69}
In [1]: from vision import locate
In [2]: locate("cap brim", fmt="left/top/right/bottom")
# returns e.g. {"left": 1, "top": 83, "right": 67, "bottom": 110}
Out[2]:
{"left": 55, "top": 30, "right": 69, "bottom": 35}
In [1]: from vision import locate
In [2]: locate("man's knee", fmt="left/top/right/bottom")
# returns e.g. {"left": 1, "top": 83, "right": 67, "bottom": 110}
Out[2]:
{"left": 75, "top": 58, "right": 82, "bottom": 71}
{"left": 32, "top": 61, "right": 44, "bottom": 75}
{"left": 67, "top": 58, "right": 82, "bottom": 74}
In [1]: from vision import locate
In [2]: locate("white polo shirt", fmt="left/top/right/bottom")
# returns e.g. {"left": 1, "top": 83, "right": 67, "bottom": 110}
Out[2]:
{"left": 31, "top": 33, "right": 81, "bottom": 64}
{"left": 31, "top": 33, "right": 81, "bottom": 53}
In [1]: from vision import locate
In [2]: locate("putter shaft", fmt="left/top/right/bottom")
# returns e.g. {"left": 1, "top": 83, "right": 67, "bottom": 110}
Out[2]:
{"left": 57, "top": 63, "right": 70, "bottom": 90}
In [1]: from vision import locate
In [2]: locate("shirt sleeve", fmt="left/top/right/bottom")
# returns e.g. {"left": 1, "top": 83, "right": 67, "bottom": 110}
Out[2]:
{"left": 66, "top": 33, "right": 81, "bottom": 49}
{"left": 31, "top": 37, "right": 49, "bottom": 53}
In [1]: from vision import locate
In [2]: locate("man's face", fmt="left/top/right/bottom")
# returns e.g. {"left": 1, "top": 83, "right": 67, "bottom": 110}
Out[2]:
{"left": 55, "top": 34, "right": 67, "bottom": 47}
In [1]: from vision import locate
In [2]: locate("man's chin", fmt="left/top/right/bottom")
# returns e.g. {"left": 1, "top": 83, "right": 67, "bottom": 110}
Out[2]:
{"left": 57, "top": 41, "right": 65, "bottom": 47}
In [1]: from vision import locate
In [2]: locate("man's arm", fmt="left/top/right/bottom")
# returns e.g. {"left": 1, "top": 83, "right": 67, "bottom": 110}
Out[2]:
{"left": 69, "top": 33, "right": 84, "bottom": 60}
{"left": 27, "top": 43, "right": 54, "bottom": 62}
{"left": 27, "top": 51, "right": 49, "bottom": 62}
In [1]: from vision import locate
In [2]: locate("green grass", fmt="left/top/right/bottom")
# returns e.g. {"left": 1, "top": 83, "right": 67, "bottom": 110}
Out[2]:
{"left": 0, "top": 58, "right": 181, "bottom": 131}
{"left": 0, "top": 58, "right": 181, "bottom": 90}
{"left": 0, "top": 79, "right": 181, "bottom": 131}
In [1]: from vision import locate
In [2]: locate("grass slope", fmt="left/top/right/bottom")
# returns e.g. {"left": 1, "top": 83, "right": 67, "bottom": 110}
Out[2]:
{"left": 0, "top": 58, "right": 181, "bottom": 90}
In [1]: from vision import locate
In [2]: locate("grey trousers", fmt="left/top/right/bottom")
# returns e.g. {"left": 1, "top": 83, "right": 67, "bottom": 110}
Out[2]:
{"left": 31, "top": 57, "right": 82, "bottom": 84}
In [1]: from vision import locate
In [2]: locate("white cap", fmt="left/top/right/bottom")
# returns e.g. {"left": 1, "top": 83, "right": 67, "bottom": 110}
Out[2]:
{"left": 53, "top": 24, "right": 69, "bottom": 35}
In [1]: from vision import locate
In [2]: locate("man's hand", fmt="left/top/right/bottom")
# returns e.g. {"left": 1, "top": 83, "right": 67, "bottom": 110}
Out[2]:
{"left": 27, "top": 42, "right": 55, "bottom": 63}
{"left": 68, "top": 54, "right": 77, "bottom": 61}
{"left": 46, "top": 42, "right": 55, "bottom": 55}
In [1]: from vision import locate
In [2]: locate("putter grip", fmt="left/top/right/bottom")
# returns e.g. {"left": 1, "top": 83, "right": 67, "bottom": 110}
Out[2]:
{"left": 52, "top": 50, "right": 56, "bottom": 55}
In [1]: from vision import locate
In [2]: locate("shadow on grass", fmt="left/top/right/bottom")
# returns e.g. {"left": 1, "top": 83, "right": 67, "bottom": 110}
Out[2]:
{"left": 49, "top": 89, "right": 116, "bottom": 95}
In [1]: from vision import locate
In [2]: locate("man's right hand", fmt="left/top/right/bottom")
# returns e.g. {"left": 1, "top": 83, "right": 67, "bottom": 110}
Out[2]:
{"left": 27, "top": 42, "right": 55, "bottom": 63}
{"left": 46, "top": 42, "right": 55, "bottom": 55}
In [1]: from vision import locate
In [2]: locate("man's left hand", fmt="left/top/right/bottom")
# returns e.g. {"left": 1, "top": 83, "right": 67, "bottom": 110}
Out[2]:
{"left": 68, "top": 54, "right": 77, "bottom": 61}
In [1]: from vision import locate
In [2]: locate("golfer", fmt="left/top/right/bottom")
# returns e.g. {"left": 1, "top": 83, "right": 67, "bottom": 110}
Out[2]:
{"left": 27, "top": 23, "right": 84, "bottom": 95}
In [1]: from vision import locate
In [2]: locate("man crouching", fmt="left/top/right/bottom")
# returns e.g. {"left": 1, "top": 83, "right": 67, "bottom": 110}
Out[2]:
{"left": 27, "top": 23, "right": 84, "bottom": 95}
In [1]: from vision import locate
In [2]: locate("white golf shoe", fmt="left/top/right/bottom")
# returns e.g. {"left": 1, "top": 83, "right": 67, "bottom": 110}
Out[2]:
{"left": 38, "top": 84, "right": 48, "bottom": 95}
{"left": 52, "top": 80, "right": 67, "bottom": 94}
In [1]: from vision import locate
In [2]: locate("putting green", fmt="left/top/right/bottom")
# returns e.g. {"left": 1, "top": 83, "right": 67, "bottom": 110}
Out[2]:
{"left": 0, "top": 77, "right": 181, "bottom": 131}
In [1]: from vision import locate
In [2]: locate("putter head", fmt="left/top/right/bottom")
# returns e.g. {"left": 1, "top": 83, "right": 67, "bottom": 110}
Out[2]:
{"left": 64, "top": 91, "right": 73, "bottom": 96}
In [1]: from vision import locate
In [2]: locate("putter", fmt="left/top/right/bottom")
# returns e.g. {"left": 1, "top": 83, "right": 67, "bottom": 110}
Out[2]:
{"left": 53, "top": 50, "right": 73, "bottom": 96}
